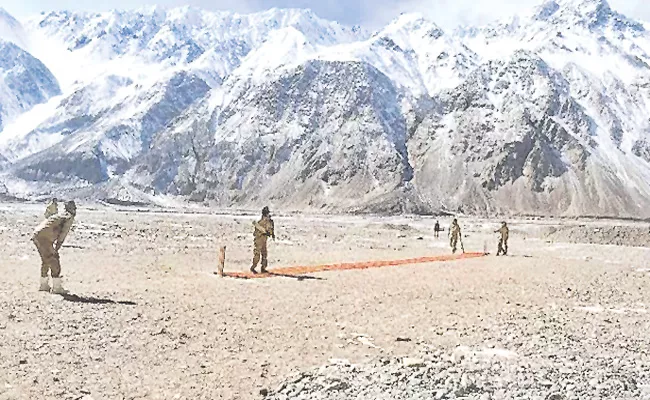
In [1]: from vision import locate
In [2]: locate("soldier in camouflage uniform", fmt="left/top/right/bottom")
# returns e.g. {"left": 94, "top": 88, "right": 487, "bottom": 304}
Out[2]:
{"left": 32, "top": 201, "right": 76, "bottom": 294}
{"left": 251, "top": 206, "right": 275, "bottom": 274}
{"left": 495, "top": 221, "right": 509, "bottom": 256}
{"left": 449, "top": 218, "right": 462, "bottom": 254}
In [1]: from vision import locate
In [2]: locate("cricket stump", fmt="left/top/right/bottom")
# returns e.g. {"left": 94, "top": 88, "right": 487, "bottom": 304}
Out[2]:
{"left": 217, "top": 245, "right": 226, "bottom": 277}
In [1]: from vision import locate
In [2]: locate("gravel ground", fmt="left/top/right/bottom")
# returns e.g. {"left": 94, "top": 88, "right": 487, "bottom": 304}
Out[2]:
{"left": 544, "top": 223, "right": 650, "bottom": 247}
{"left": 0, "top": 203, "right": 649, "bottom": 400}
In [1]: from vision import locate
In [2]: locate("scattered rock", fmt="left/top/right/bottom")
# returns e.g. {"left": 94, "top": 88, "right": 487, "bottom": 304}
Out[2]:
{"left": 265, "top": 343, "right": 647, "bottom": 400}
{"left": 402, "top": 358, "right": 425, "bottom": 367}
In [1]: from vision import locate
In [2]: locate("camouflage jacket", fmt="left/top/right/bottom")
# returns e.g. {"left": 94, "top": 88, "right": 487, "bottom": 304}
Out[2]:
{"left": 33, "top": 212, "right": 75, "bottom": 250}
{"left": 253, "top": 216, "right": 275, "bottom": 240}
{"left": 449, "top": 223, "right": 461, "bottom": 237}
{"left": 496, "top": 226, "right": 509, "bottom": 240}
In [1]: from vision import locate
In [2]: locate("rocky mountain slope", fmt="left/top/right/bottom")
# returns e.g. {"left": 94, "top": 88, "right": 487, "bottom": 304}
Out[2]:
{"left": 0, "top": 8, "right": 61, "bottom": 132}
{"left": 0, "top": 0, "right": 649, "bottom": 217}
{"left": 129, "top": 60, "right": 414, "bottom": 211}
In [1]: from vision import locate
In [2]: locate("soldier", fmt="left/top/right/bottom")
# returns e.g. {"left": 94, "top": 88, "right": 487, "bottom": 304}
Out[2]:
{"left": 44, "top": 198, "right": 58, "bottom": 219}
{"left": 495, "top": 221, "right": 509, "bottom": 256}
{"left": 32, "top": 200, "right": 76, "bottom": 294}
{"left": 434, "top": 220, "right": 440, "bottom": 238}
{"left": 449, "top": 218, "right": 462, "bottom": 253}
{"left": 250, "top": 206, "right": 275, "bottom": 274}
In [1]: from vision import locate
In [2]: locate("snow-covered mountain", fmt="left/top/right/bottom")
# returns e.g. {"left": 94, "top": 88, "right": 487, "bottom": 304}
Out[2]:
{"left": 0, "top": 7, "right": 28, "bottom": 48}
{"left": 23, "top": 7, "right": 365, "bottom": 88}
{"left": 313, "top": 14, "right": 478, "bottom": 97}
{"left": 1, "top": 0, "right": 650, "bottom": 218}
{"left": 0, "top": 9, "right": 61, "bottom": 133}
{"left": 0, "top": 40, "right": 61, "bottom": 132}
{"left": 0, "top": 6, "right": 365, "bottom": 188}
{"left": 129, "top": 60, "right": 413, "bottom": 211}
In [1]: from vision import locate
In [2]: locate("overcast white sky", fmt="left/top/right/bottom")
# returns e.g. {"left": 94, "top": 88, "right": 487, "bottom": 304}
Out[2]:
{"left": 2, "top": 0, "right": 649, "bottom": 29}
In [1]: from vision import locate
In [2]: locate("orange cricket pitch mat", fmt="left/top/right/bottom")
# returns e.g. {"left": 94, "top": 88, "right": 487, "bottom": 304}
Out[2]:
{"left": 224, "top": 252, "right": 485, "bottom": 279}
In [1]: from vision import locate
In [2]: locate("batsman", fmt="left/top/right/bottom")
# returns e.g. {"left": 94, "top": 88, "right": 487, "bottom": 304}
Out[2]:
{"left": 250, "top": 206, "right": 275, "bottom": 274}
{"left": 495, "top": 221, "right": 509, "bottom": 256}
{"left": 449, "top": 218, "right": 463, "bottom": 254}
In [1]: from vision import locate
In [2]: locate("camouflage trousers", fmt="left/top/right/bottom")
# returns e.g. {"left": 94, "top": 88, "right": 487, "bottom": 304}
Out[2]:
{"left": 252, "top": 237, "right": 268, "bottom": 270}
{"left": 450, "top": 235, "right": 459, "bottom": 253}
{"left": 497, "top": 239, "right": 508, "bottom": 256}
{"left": 32, "top": 236, "right": 61, "bottom": 278}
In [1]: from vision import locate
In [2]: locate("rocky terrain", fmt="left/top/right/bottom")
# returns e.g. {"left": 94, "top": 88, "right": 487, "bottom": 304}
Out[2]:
{"left": 267, "top": 340, "right": 650, "bottom": 400}
{"left": 0, "top": 202, "right": 648, "bottom": 400}
{"left": 544, "top": 222, "right": 650, "bottom": 247}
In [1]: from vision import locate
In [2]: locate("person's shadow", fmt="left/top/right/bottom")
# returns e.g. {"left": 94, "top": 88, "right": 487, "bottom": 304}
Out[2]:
{"left": 60, "top": 293, "right": 136, "bottom": 306}
{"left": 265, "top": 272, "right": 325, "bottom": 281}
{"left": 224, "top": 272, "right": 325, "bottom": 281}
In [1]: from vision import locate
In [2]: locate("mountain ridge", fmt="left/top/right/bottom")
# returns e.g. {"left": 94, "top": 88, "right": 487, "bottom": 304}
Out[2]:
{"left": 1, "top": 1, "right": 650, "bottom": 217}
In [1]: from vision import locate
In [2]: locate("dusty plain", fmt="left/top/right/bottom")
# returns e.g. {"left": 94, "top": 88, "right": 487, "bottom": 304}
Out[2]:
{"left": 0, "top": 203, "right": 649, "bottom": 400}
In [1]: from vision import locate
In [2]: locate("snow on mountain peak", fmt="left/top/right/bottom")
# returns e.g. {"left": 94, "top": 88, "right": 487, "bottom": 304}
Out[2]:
{"left": 0, "top": 39, "right": 61, "bottom": 132}
{"left": 533, "top": 0, "right": 610, "bottom": 19}
{"left": 382, "top": 13, "right": 445, "bottom": 40}
{"left": 0, "top": 7, "right": 28, "bottom": 49}
{"left": 556, "top": 0, "right": 610, "bottom": 11}
{"left": 534, "top": 1, "right": 561, "bottom": 20}
{"left": 2, "top": 2, "right": 650, "bottom": 216}
{"left": 232, "top": 26, "right": 317, "bottom": 81}
{"left": 389, "top": 13, "right": 428, "bottom": 27}
{"left": 531, "top": 0, "right": 644, "bottom": 32}
{"left": 23, "top": 6, "right": 364, "bottom": 82}
{"left": 0, "top": 7, "right": 13, "bottom": 21}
